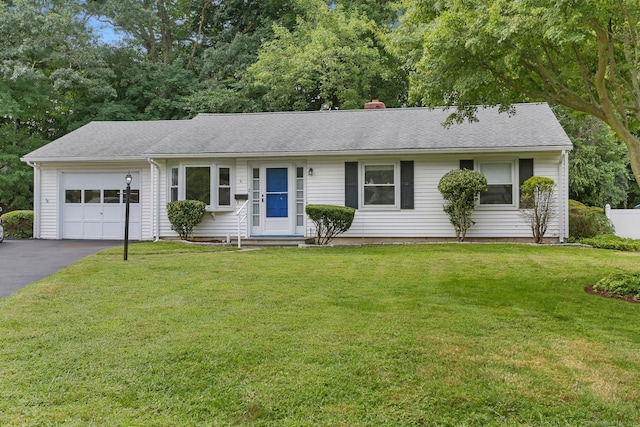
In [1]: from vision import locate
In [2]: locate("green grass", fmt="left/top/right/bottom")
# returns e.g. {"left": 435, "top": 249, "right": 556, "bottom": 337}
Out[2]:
{"left": 1, "top": 243, "right": 639, "bottom": 426}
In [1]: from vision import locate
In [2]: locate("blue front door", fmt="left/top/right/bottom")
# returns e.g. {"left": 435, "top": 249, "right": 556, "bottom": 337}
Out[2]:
{"left": 266, "top": 168, "right": 288, "bottom": 218}
{"left": 259, "top": 166, "right": 291, "bottom": 234}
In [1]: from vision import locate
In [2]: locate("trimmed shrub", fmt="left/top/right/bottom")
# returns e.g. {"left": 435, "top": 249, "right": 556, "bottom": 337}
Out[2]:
{"left": 594, "top": 273, "right": 640, "bottom": 300}
{"left": 568, "top": 200, "right": 614, "bottom": 239}
{"left": 166, "top": 200, "right": 206, "bottom": 240}
{"left": 1, "top": 210, "right": 34, "bottom": 238}
{"left": 438, "top": 169, "right": 488, "bottom": 241}
{"left": 306, "top": 204, "right": 356, "bottom": 245}
{"left": 580, "top": 234, "right": 640, "bottom": 252}
{"left": 520, "top": 176, "right": 555, "bottom": 243}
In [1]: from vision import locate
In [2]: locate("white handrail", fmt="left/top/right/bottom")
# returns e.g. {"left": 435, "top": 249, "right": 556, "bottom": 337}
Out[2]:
{"left": 234, "top": 199, "right": 250, "bottom": 248}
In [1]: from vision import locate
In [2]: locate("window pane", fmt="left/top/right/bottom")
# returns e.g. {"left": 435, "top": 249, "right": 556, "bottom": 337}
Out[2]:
{"left": 129, "top": 189, "right": 140, "bottom": 204}
{"left": 218, "top": 188, "right": 231, "bottom": 206}
{"left": 171, "top": 187, "right": 178, "bottom": 202}
{"left": 365, "top": 165, "right": 394, "bottom": 184}
{"left": 364, "top": 186, "right": 395, "bottom": 205}
{"left": 481, "top": 163, "right": 511, "bottom": 183}
{"left": 104, "top": 190, "right": 120, "bottom": 203}
{"left": 297, "top": 167, "right": 303, "bottom": 178}
{"left": 185, "top": 166, "right": 211, "bottom": 205}
{"left": 171, "top": 167, "right": 179, "bottom": 186}
{"left": 65, "top": 190, "right": 81, "bottom": 203}
{"left": 219, "top": 167, "right": 230, "bottom": 186}
{"left": 84, "top": 190, "right": 101, "bottom": 203}
{"left": 480, "top": 185, "right": 513, "bottom": 204}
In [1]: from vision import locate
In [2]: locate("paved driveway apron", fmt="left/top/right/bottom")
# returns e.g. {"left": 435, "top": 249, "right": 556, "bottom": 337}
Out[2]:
{"left": 0, "top": 240, "right": 121, "bottom": 297}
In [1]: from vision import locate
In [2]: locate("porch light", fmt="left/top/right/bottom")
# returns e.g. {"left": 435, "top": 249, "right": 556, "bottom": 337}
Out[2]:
{"left": 124, "top": 172, "right": 132, "bottom": 261}
{"left": 308, "top": 168, "right": 313, "bottom": 176}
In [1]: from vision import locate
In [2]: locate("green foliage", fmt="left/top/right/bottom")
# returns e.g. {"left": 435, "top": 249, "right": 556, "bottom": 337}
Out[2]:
{"left": 555, "top": 108, "right": 631, "bottom": 208}
{"left": 166, "top": 200, "right": 206, "bottom": 240}
{"left": 520, "top": 176, "right": 555, "bottom": 243}
{"left": 305, "top": 204, "right": 356, "bottom": 244}
{"left": 579, "top": 235, "right": 640, "bottom": 252}
{"left": 594, "top": 273, "right": 640, "bottom": 300}
{"left": 568, "top": 200, "right": 615, "bottom": 239}
{"left": 392, "top": 0, "right": 640, "bottom": 191}
{"left": 0, "top": 0, "right": 115, "bottom": 210}
{"left": 247, "top": 0, "right": 407, "bottom": 111}
{"left": 1, "top": 210, "right": 34, "bottom": 238}
{"left": 437, "top": 169, "right": 487, "bottom": 241}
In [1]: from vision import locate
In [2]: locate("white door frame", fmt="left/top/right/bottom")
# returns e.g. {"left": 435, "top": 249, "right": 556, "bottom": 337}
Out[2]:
{"left": 250, "top": 163, "right": 298, "bottom": 236}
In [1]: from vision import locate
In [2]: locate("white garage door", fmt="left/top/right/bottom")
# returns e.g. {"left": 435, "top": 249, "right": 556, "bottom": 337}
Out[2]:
{"left": 62, "top": 172, "right": 141, "bottom": 240}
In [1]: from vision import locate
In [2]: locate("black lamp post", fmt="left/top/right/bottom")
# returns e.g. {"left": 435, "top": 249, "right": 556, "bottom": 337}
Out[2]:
{"left": 124, "top": 172, "right": 132, "bottom": 261}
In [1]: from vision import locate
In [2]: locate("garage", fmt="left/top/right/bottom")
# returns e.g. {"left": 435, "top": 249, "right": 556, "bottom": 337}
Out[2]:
{"left": 62, "top": 172, "right": 141, "bottom": 240}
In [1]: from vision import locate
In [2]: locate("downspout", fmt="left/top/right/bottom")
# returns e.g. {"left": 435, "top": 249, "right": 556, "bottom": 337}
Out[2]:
{"left": 560, "top": 150, "right": 569, "bottom": 243}
{"left": 147, "top": 158, "right": 161, "bottom": 242}
{"left": 25, "top": 161, "right": 40, "bottom": 239}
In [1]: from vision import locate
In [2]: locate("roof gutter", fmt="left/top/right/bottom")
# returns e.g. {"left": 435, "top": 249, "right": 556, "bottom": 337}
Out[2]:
{"left": 147, "top": 158, "right": 161, "bottom": 242}
{"left": 25, "top": 160, "right": 41, "bottom": 239}
{"left": 20, "top": 156, "right": 147, "bottom": 163}
{"left": 144, "top": 145, "right": 574, "bottom": 159}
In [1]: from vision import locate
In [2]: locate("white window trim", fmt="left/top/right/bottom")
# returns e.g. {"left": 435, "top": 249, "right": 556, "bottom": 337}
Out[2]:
{"left": 360, "top": 161, "right": 400, "bottom": 210}
{"left": 169, "top": 163, "right": 235, "bottom": 211}
{"left": 478, "top": 161, "right": 516, "bottom": 208}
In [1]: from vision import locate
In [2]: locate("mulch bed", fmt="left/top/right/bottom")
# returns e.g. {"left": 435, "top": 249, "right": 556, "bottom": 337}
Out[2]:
{"left": 584, "top": 285, "right": 640, "bottom": 304}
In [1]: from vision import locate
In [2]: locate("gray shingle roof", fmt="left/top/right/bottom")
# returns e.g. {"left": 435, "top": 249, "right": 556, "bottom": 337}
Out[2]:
{"left": 22, "top": 103, "right": 572, "bottom": 162}
{"left": 23, "top": 120, "right": 189, "bottom": 161}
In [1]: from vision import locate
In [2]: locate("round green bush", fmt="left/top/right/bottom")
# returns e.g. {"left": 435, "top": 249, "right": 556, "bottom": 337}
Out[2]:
{"left": 305, "top": 204, "right": 356, "bottom": 245}
{"left": 166, "top": 200, "right": 206, "bottom": 240}
{"left": 438, "top": 169, "right": 488, "bottom": 241}
{"left": 1, "top": 210, "right": 34, "bottom": 238}
{"left": 568, "top": 200, "right": 614, "bottom": 239}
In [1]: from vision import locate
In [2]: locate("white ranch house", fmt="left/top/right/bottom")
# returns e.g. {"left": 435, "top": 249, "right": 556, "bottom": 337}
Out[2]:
{"left": 22, "top": 102, "right": 572, "bottom": 243}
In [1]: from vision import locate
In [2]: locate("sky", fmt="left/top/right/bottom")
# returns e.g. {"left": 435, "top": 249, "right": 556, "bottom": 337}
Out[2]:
{"left": 86, "top": 16, "right": 123, "bottom": 45}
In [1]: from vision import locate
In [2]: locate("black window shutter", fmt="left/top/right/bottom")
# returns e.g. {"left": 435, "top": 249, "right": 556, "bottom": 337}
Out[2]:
{"left": 519, "top": 158, "right": 534, "bottom": 186}
{"left": 519, "top": 158, "right": 534, "bottom": 198}
{"left": 345, "top": 162, "right": 358, "bottom": 209}
{"left": 400, "top": 161, "right": 414, "bottom": 209}
{"left": 459, "top": 159, "right": 474, "bottom": 170}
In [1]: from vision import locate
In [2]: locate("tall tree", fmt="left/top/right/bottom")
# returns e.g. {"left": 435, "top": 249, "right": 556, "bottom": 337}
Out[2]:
{"left": 246, "top": 0, "right": 407, "bottom": 111}
{"left": 85, "top": 0, "right": 188, "bottom": 64}
{"left": 185, "top": 0, "right": 297, "bottom": 113}
{"left": 390, "top": 0, "right": 640, "bottom": 189}
{"left": 329, "top": 0, "right": 402, "bottom": 26}
{"left": 0, "top": 0, "right": 114, "bottom": 210}
{"left": 555, "top": 109, "right": 631, "bottom": 208}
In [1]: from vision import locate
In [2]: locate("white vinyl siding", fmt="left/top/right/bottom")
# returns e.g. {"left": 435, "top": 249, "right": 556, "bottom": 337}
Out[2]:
{"left": 33, "top": 152, "right": 567, "bottom": 242}
{"left": 305, "top": 153, "right": 564, "bottom": 240}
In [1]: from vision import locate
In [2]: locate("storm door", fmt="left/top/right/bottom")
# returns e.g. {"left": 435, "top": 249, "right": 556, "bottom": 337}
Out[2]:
{"left": 250, "top": 165, "right": 302, "bottom": 236}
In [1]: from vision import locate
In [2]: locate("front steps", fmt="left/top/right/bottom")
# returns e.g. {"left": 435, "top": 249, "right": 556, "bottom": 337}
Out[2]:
{"left": 232, "top": 237, "right": 311, "bottom": 248}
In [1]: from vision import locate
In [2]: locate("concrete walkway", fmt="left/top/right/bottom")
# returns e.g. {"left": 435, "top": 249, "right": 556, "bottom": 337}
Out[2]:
{"left": 0, "top": 239, "right": 122, "bottom": 298}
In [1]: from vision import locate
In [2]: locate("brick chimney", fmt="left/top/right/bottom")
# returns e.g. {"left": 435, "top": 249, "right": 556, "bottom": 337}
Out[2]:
{"left": 364, "top": 99, "right": 386, "bottom": 109}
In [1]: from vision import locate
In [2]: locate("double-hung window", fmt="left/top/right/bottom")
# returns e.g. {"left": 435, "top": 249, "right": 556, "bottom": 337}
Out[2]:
{"left": 363, "top": 163, "right": 397, "bottom": 207}
{"left": 345, "top": 161, "right": 413, "bottom": 209}
{"left": 479, "top": 162, "right": 514, "bottom": 205}
{"left": 218, "top": 167, "right": 231, "bottom": 207}
{"left": 170, "top": 164, "right": 233, "bottom": 209}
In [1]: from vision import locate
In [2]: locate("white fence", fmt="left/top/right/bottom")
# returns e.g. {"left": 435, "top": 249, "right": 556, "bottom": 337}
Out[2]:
{"left": 605, "top": 205, "right": 640, "bottom": 239}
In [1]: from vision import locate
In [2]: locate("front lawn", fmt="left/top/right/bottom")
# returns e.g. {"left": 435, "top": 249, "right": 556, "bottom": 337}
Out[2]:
{"left": 1, "top": 243, "right": 639, "bottom": 426}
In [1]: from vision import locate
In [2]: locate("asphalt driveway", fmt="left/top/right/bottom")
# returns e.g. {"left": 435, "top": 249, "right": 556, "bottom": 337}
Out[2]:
{"left": 0, "top": 239, "right": 122, "bottom": 298}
